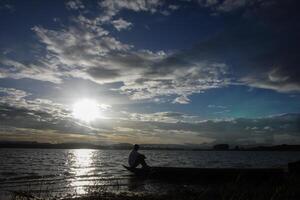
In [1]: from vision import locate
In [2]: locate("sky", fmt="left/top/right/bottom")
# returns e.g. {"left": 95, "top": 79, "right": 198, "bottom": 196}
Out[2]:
{"left": 0, "top": 0, "right": 300, "bottom": 146}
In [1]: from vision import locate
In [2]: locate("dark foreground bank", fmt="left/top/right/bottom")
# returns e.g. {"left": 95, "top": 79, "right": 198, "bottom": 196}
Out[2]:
{"left": 9, "top": 173, "right": 300, "bottom": 200}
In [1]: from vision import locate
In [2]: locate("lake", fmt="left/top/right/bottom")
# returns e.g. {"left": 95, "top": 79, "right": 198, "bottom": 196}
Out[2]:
{"left": 1, "top": 149, "right": 300, "bottom": 199}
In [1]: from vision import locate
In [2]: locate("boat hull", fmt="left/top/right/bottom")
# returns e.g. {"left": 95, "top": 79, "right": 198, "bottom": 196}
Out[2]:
{"left": 123, "top": 165, "right": 285, "bottom": 182}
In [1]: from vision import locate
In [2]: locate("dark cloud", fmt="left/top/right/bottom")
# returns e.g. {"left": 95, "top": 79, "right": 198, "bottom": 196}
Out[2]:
{"left": 0, "top": 2, "right": 15, "bottom": 12}
{"left": 196, "top": 0, "right": 300, "bottom": 92}
{"left": 0, "top": 103, "right": 94, "bottom": 134}
{"left": 87, "top": 67, "right": 121, "bottom": 80}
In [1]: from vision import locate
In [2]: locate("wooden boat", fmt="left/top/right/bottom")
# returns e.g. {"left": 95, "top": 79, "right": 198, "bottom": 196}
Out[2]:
{"left": 123, "top": 165, "right": 285, "bottom": 182}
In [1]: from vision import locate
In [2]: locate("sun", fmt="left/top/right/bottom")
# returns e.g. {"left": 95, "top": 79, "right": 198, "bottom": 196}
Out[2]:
{"left": 72, "top": 99, "right": 101, "bottom": 122}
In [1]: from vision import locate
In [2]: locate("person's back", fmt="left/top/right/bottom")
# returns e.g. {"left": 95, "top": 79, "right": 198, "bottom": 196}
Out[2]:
{"left": 128, "top": 144, "right": 149, "bottom": 168}
{"left": 128, "top": 148, "right": 139, "bottom": 167}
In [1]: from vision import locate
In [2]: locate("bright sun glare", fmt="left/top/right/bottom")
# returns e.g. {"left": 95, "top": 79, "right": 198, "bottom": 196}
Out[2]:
{"left": 72, "top": 99, "right": 101, "bottom": 122}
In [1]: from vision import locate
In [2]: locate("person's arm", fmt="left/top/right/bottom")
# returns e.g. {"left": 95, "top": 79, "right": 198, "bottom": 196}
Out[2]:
{"left": 139, "top": 152, "right": 146, "bottom": 159}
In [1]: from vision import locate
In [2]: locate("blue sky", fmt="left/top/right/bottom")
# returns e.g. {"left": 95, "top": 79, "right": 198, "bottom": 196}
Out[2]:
{"left": 0, "top": 0, "right": 300, "bottom": 145}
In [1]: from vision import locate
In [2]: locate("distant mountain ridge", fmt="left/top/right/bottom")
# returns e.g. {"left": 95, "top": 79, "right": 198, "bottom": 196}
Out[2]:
{"left": 1, "top": 141, "right": 300, "bottom": 151}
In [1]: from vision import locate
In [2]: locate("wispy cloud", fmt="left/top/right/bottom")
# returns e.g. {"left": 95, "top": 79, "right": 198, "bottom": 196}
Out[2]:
{"left": 112, "top": 18, "right": 133, "bottom": 31}
{"left": 0, "top": 58, "right": 62, "bottom": 83}
{"left": 65, "top": 0, "right": 85, "bottom": 10}
{"left": 0, "top": 2, "right": 15, "bottom": 12}
{"left": 98, "top": 0, "right": 164, "bottom": 22}
{"left": 173, "top": 96, "right": 190, "bottom": 104}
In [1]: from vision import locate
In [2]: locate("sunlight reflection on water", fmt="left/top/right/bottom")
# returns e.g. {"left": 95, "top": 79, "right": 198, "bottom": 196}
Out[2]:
{"left": 70, "top": 149, "right": 96, "bottom": 195}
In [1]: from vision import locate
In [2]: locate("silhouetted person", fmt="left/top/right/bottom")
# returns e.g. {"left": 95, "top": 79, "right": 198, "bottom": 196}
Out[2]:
{"left": 128, "top": 144, "right": 149, "bottom": 168}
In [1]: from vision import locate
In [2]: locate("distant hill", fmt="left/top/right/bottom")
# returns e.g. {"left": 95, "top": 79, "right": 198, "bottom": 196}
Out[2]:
{"left": 1, "top": 141, "right": 300, "bottom": 151}
{"left": 247, "top": 144, "right": 300, "bottom": 151}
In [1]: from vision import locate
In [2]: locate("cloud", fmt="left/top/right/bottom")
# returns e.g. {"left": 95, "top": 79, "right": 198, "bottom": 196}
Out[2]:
{"left": 168, "top": 4, "right": 180, "bottom": 10}
{"left": 198, "top": 0, "right": 260, "bottom": 13}
{"left": 0, "top": 87, "right": 111, "bottom": 141}
{"left": 240, "top": 68, "right": 300, "bottom": 93}
{"left": 125, "top": 111, "right": 200, "bottom": 123}
{"left": 0, "top": 89, "right": 299, "bottom": 145}
{"left": 208, "top": 104, "right": 227, "bottom": 109}
{"left": 98, "top": 0, "right": 164, "bottom": 22}
{"left": 1, "top": 0, "right": 229, "bottom": 104}
{"left": 173, "top": 96, "right": 190, "bottom": 104}
{"left": 0, "top": 128, "right": 108, "bottom": 144}
{"left": 0, "top": 3, "right": 15, "bottom": 12}
{"left": 119, "top": 61, "right": 229, "bottom": 101}
{"left": 113, "top": 112, "right": 300, "bottom": 145}
{"left": 112, "top": 18, "right": 133, "bottom": 31}
{"left": 0, "top": 59, "right": 62, "bottom": 83}
{"left": 28, "top": 21, "right": 132, "bottom": 83}
{"left": 1, "top": 0, "right": 299, "bottom": 106}
{"left": 89, "top": 112, "right": 300, "bottom": 145}
{"left": 111, "top": 127, "right": 215, "bottom": 144}
{"left": 189, "top": 0, "right": 300, "bottom": 93}
{"left": 215, "top": 0, "right": 248, "bottom": 12}
{"left": 198, "top": 0, "right": 219, "bottom": 7}
{"left": 66, "top": 0, "right": 85, "bottom": 10}
{"left": 27, "top": 13, "right": 229, "bottom": 103}
{"left": 0, "top": 87, "right": 68, "bottom": 119}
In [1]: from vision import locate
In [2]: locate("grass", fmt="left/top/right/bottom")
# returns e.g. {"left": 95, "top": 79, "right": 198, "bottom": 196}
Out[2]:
{"left": 9, "top": 174, "right": 300, "bottom": 200}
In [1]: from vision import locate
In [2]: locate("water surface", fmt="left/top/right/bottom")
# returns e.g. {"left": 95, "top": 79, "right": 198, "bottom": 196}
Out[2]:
{"left": 1, "top": 149, "right": 300, "bottom": 199}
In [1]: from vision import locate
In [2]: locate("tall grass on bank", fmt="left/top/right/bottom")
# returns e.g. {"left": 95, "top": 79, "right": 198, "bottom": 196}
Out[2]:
{"left": 10, "top": 175, "right": 300, "bottom": 200}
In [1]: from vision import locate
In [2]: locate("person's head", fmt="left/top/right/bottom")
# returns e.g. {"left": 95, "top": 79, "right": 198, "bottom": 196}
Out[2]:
{"left": 133, "top": 144, "right": 140, "bottom": 151}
